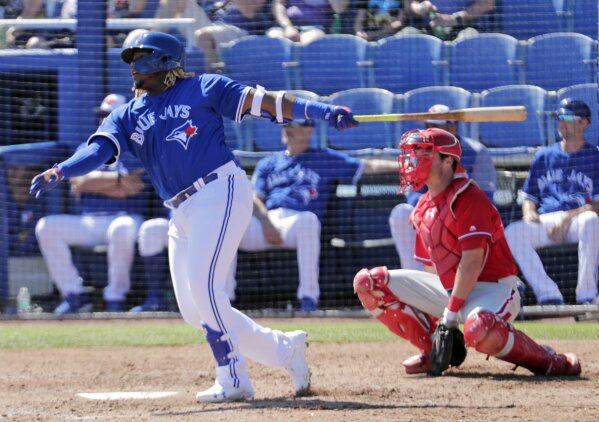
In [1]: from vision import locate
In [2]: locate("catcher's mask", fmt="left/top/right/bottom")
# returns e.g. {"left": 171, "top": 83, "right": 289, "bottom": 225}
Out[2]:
{"left": 121, "top": 31, "right": 185, "bottom": 75}
{"left": 398, "top": 128, "right": 461, "bottom": 192}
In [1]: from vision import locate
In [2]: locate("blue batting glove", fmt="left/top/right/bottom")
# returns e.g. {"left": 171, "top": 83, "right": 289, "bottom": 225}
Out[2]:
{"left": 327, "top": 106, "right": 359, "bottom": 131}
{"left": 30, "top": 165, "right": 64, "bottom": 198}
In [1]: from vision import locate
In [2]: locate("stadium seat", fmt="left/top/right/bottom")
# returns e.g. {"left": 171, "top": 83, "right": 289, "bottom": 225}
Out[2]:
{"left": 249, "top": 90, "right": 321, "bottom": 151}
{"left": 478, "top": 84, "right": 548, "bottom": 150}
{"left": 219, "top": 36, "right": 294, "bottom": 91}
{"left": 524, "top": 32, "right": 597, "bottom": 91}
{"left": 326, "top": 88, "right": 396, "bottom": 150}
{"left": 401, "top": 85, "right": 473, "bottom": 136}
{"left": 570, "top": 0, "right": 598, "bottom": 39}
{"left": 556, "top": 83, "right": 599, "bottom": 146}
{"left": 369, "top": 34, "right": 445, "bottom": 93}
{"left": 500, "top": 0, "right": 566, "bottom": 40}
{"left": 449, "top": 34, "right": 521, "bottom": 92}
{"left": 298, "top": 35, "right": 368, "bottom": 96}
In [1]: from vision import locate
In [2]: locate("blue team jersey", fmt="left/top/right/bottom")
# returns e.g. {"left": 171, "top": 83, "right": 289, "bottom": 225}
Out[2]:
{"left": 523, "top": 142, "right": 599, "bottom": 214}
{"left": 252, "top": 148, "right": 363, "bottom": 220}
{"left": 90, "top": 74, "right": 249, "bottom": 200}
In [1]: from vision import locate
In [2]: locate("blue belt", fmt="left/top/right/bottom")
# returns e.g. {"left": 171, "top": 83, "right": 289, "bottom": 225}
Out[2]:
{"left": 164, "top": 173, "right": 219, "bottom": 210}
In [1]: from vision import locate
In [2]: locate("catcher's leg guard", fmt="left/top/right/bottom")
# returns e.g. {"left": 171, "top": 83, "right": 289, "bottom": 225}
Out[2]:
{"left": 463, "top": 310, "right": 581, "bottom": 376}
{"left": 353, "top": 267, "right": 436, "bottom": 355}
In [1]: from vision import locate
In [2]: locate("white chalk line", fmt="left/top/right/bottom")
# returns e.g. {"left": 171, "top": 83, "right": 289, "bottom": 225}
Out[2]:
{"left": 77, "top": 391, "right": 178, "bottom": 400}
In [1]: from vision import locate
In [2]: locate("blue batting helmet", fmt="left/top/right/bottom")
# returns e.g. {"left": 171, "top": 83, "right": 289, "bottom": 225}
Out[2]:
{"left": 557, "top": 98, "right": 591, "bottom": 122}
{"left": 121, "top": 31, "right": 185, "bottom": 74}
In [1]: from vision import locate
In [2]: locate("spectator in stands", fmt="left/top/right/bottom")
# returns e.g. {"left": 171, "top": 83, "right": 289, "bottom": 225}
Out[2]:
{"left": 107, "top": 0, "right": 150, "bottom": 47}
{"left": 405, "top": 0, "right": 497, "bottom": 41}
{"left": 194, "top": 0, "right": 272, "bottom": 72}
{"left": 354, "top": 0, "right": 409, "bottom": 41}
{"left": 5, "top": 0, "right": 76, "bottom": 49}
{"left": 35, "top": 93, "right": 150, "bottom": 314}
{"left": 226, "top": 118, "right": 398, "bottom": 311}
{"left": 267, "top": 0, "right": 350, "bottom": 44}
{"left": 505, "top": 99, "right": 599, "bottom": 306}
{"left": 129, "top": 215, "right": 172, "bottom": 312}
{"left": 389, "top": 104, "right": 496, "bottom": 270}
{"left": 7, "top": 165, "right": 45, "bottom": 256}
{"left": 152, "top": 0, "right": 211, "bottom": 47}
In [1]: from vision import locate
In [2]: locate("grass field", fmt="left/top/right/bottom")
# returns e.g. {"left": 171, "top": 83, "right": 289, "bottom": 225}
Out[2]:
{"left": 1, "top": 319, "right": 597, "bottom": 349}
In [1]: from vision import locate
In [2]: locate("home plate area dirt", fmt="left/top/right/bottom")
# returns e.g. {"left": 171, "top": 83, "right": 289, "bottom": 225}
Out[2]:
{"left": 1, "top": 319, "right": 598, "bottom": 422}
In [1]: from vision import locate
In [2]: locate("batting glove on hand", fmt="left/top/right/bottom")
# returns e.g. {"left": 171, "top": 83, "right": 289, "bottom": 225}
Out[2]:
{"left": 30, "top": 165, "right": 63, "bottom": 198}
{"left": 327, "top": 106, "right": 359, "bottom": 131}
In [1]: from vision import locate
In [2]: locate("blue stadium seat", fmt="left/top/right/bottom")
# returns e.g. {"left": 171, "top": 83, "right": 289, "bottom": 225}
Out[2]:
{"left": 401, "top": 86, "right": 473, "bottom": 135}
{"left": 369, "top": 34, "right": 445, "bottom": 93}
{"left": 249, "top": 90, "right": 321, "bottom": 151}
{"left": 556, "top": 83, "right": 599, "bottom": 146}
{"left": 524, "top": 32, "right": 597, "bottom": 91}
{"left": 298, "top": 35, "right": 368, "bottom": 96}
{"left": 223, "top": 119, "right": 248, "bottom": 150}
{"left": 478, "top": 84, "right": 548, "bottom": 149}
{"left": 570, "top": 0, "right": 598, "bottom": 39}
{"left": 449, "top": 34, "right": 521, "bottom": 92}
{"left": 326, "top": 88, "right": 396, "bottom": 150}
{"left": 500, "top": 0, "right": 566, "bottom": 39}
{"left": 219, "top": 36, "right": 294, "bottom": 91}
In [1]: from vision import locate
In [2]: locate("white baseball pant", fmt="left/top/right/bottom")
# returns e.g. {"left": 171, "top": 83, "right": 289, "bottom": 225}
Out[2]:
{"left": 138, "top": 217, "right": 169, "bottom": 257}
{"left": 505, "top": 210, "right": 599, "bottom": 303}
{"left": 167, "top": 164, "right": 298, "bottom": 369}
{"left": 386, "top": 269, "right": 521, "bottom": 323}
{"left": 389, "top": 203, "right": 423, "bottom": 271}
{"left": 35, "top": 213, "right": 142, "bottom": 301}
{"left": 226, "top": 208, "right": 321, "bottom": 302}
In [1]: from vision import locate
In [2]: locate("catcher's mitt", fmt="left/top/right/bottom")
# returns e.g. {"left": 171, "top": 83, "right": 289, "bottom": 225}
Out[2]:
{"left": 427, "top": 323, "right": 467, "bottom": 376}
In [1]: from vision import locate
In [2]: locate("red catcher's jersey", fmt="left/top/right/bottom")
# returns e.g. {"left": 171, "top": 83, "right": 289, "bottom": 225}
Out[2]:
{"left": 412, "top": 178, "right": 518, "bottom": 289}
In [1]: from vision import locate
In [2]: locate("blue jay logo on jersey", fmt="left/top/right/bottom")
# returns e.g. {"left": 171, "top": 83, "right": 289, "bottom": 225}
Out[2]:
{"left": 166, "top": 120, "right": 198, "bottom": 150}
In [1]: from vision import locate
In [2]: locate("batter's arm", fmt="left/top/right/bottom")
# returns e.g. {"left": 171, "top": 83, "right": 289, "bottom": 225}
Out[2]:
{"left": 240, "top": 89, "right": 358, "bottom": 131}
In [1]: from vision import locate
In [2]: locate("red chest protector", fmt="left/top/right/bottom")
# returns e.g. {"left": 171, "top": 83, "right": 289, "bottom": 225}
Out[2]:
{"left": 412, "top": 178, "right": 472, "bottom": 287}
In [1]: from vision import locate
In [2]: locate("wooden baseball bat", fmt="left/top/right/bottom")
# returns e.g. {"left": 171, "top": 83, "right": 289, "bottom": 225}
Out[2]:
{"left": 354, "top": 106, "right": 527, "bottom": 123}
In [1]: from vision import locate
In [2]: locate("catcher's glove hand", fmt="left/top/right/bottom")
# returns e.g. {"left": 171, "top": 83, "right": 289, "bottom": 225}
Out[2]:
{"left": 427, "top": 323, "right": 467, "bottom": 377}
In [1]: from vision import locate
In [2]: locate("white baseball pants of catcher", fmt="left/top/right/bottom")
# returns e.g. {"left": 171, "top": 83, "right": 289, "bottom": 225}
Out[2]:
{"left": 505, "top": 209, "right": 599, "bottom": 304}
{"left": 167, "top": 163, "right": 298, "bottom": 369}
{"left": 225, "top": 208, "right": 321, "bottom": 303}
{"left": 386, "top": 270, "right": 522, "bottom": 324}
{"left": 35, "top": 213, "right": 143, "bottom": 301}
{"left": 388, "top": 203, "right": 424, "bottom": 271}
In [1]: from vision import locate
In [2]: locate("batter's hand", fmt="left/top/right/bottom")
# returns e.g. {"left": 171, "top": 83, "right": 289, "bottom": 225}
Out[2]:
{"left": 29, "top": 165, "right": 64, "bottom": 198}
{"left": 327, "top": 106, "right": 359, "bottom": 131}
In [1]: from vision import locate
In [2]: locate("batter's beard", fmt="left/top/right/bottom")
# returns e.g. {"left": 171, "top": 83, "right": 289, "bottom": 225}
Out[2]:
{"left": 134, "top": 79, "right": 145, "bottom": 89}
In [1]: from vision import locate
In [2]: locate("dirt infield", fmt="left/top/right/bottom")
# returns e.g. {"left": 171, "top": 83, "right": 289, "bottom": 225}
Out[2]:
{"left": 2, "top": 318, "right": 598, "bottom": 422}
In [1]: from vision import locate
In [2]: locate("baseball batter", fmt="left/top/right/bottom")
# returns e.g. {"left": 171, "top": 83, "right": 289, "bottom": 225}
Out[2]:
{"left": 353, "top": 128, "right": 581, "bottom": 377}
{"left": 29, "top": 31, "right": 358, "bottom": 402}
{"left": 505, "top": 99, "right": 599, "bottom": 305}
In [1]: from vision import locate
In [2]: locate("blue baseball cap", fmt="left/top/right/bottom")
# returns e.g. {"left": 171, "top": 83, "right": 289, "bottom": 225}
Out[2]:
{"left": 556, "top": 98, "right": 591, "bottom": 122}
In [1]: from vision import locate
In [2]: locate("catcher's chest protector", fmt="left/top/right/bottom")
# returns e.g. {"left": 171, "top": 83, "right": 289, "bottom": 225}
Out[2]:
{"left": 412, "top": 178, "right": 472, "bottom": 287}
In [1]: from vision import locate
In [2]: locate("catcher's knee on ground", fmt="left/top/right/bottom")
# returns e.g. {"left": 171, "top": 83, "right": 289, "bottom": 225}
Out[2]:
{"left": 353, "top": 266, "right": 435, "bottom": 353}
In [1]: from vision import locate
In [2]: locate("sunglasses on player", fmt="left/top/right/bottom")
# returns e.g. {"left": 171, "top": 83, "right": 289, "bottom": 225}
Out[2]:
{"left": 556, "top": 114, "right": 582, "bottom": 122}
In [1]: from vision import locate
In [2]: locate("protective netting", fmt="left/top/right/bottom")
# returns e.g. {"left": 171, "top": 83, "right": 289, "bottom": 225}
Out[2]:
{"left": 0, "top": 0, "right": 597, "bottom": 315}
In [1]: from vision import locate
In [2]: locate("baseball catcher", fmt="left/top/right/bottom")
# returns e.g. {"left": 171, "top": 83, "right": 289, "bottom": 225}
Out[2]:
{"left": 353, "top": 128, "right": 581, "bottom": 377}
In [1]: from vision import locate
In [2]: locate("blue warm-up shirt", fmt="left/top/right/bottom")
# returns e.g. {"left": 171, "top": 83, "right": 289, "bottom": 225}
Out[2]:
{"left": 252, "top": 148, "right": 363, "bottom": 220}
{"left": 522, "top": 142, "right": 599, "bottom": 214}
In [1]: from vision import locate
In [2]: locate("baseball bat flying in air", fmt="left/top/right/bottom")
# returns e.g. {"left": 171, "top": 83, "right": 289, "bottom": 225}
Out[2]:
{"left": 354, "top": 106, "right": 527, "bottom": 123}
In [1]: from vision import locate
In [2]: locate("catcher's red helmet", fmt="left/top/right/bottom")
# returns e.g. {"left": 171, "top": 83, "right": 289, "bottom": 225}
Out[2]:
{"left": 397, "top": 128, "right": 462, "bottom": 192}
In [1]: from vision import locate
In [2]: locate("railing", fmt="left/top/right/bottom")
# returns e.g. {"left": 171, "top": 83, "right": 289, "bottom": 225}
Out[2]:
{"left": 0, "top": 18, "right": 198, "bottom": 47}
